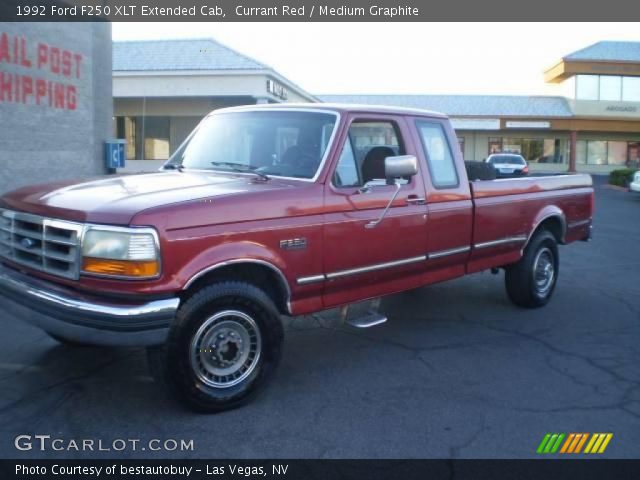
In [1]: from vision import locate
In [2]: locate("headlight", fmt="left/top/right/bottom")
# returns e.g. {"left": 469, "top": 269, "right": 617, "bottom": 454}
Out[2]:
{"left": 81, "top": 227, "right": 160, "bottom": 278}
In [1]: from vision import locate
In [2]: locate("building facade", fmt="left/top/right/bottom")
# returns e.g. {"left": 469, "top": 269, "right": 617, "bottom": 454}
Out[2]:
{"left": 0, "top": 23, "right": 112, "bottom": 193}
{"left": 113, "top": 39, "right": 318, "bottom": 172}
{"left": 324, "top": 41, "right": 640, "bottom": 174}
{"left": 113, "top": 40, "right": 640, "bottom": 174}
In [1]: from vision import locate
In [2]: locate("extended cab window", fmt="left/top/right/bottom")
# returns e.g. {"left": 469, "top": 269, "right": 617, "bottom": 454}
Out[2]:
{"left": 333, "top": 121, "right": 405, "bottom": 187}
{"left": 170, "top": 111, "right": 338, "bottom": 180}
{"left": 416, "top": 121, "right": 458, "bottom": 188}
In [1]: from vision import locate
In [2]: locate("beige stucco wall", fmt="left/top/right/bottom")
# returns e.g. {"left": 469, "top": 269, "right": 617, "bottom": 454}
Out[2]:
{"left": 113, "top": 72, "right": 314, "bottom": 104}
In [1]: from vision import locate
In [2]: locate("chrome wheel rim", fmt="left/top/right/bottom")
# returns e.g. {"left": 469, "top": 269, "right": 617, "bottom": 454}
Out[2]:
{"left": 533, "top": 247, "right": 555, "bottom": 296}
{"left": 190, "top": 310, "right": 262, "bottom": 389}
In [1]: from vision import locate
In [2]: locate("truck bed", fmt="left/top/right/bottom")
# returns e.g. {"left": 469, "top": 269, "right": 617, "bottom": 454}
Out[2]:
{"left": 466, "top": 174, "right": 593, "bottom": 274}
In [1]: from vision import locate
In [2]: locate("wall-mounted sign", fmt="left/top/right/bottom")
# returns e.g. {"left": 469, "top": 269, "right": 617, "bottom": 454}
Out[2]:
{"left": 0, "top": 31, "right": 83, "bottom": 110}
{"left": 505, "top": 121, "right": 550, "bottom": 129}
{"left": 503, "top": 144, "right": 522, "bottom": 154}
{"left": 266, "top": 79, "right": 288, "bottom": 100}
{"left": 606, "top": 105, "right": 637, "bottom": 113}
{"left": 450, "top": 118, "right": 500, "bottom": 130}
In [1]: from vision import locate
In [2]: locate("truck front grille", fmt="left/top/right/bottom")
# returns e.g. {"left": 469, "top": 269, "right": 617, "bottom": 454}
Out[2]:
{"left": 0, "top": 209, "right": 84, "bottom": 280}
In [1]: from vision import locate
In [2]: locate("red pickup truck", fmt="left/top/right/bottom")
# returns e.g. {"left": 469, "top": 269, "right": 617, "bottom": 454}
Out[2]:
{"left": 0, "top": 104, "right": 593, "bottom": 412}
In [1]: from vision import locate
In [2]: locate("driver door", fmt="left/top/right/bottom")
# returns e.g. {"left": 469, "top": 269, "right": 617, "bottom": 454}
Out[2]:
{"left": 322, "top": 114, "right": 429, "bottom": 308}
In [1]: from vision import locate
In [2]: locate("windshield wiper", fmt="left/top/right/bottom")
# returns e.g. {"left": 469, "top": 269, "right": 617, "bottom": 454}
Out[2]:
{"left": 163, "top": 163, "right": 184, "bottom": 171}
{"left": 210, "top": 161, "right": 270, "bottom": 181}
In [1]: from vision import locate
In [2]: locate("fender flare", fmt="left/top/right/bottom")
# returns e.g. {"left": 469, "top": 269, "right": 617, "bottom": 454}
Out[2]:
{"left": 179, "top": 242, "right": 292, "bottom": 314}
{"left": 522, "top": 206, "right": 567, "bottom": 252}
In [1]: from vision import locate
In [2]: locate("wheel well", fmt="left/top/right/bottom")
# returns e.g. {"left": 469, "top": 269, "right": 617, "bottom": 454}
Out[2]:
{"left": 183, "top": 263, "right": 290, "bottom": 315}
{"left": 535, "top": 216, "right": 565, "bottom": 244}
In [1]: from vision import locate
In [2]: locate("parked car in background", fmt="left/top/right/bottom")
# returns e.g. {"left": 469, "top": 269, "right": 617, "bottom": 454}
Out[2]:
{"left": 485, "top": 153, "right": 529, "bottom": 177}
{"left": 630, "top": 171, "right": 640, "bottom": 193}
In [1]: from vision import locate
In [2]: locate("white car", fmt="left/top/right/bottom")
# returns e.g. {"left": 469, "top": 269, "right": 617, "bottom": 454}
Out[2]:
{"left": 630, "top": 171, "right": 640, "bottom": 193}
{"left": 485, "top": 153, "right": 529, "bottom": 177}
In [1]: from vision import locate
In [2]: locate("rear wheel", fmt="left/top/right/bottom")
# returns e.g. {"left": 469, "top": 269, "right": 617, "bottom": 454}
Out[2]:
{"left": 149, "top": 281, "right": 284, "bottom": 413}
{"left": 505, "top": 230, "right": 558, "bottom": 308}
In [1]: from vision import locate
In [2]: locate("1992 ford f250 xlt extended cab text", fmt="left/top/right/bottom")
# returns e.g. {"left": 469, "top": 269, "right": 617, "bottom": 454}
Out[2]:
{"left": 0, "top": 104, "right": 593, "bottom": 412}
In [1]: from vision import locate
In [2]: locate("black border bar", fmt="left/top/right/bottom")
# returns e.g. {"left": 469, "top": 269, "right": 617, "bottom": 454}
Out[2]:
{"left": 4, "top": 459, "right": 640, "bottom": 480}
{"left": 2, "top": 0, "right": 640, "bottom": 21}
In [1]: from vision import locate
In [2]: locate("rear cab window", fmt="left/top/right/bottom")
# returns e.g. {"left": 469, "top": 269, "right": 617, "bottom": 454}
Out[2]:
{"left": 416, "top": 120, "right": 459, "bottom": 189}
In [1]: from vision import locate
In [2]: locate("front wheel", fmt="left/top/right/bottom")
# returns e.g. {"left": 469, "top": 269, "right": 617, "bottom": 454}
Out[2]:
{"left": 505, "top": 230, "right": 559, "bottom": 308}
{"left": 149, "top": 281, "right": 284, "bottom": 413}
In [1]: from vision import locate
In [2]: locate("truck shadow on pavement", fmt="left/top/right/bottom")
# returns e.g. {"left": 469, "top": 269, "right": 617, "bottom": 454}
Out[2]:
{"left": 0, "top": 273, "right": 513, "bottom": 421}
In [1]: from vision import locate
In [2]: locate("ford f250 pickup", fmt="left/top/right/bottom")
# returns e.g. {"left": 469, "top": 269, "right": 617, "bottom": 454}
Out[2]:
{"left": 0, "top": 104, "right": 593, "bottom": 412}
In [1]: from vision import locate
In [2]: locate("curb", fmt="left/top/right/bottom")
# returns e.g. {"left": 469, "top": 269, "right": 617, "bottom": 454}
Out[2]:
{"left": 601, "top": 184, "right": 629, "bottom": 192}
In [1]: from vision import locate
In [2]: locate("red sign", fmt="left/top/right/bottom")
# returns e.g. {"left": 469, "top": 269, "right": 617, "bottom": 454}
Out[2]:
{"left": 0, "top": 32, "right": 83, "bottom": 110}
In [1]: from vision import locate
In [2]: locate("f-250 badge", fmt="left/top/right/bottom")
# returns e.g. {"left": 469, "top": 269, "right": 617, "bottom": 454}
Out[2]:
{"left": 279, "top": 238, "right": 307, "bottom": 250}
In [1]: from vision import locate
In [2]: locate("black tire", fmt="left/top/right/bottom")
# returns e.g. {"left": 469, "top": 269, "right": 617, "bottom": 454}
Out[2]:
{"left": 149, "top": 281, "right": 284, "bottom": 413}
{"left": 505, "top": 230, "right": 559, "bottom": 308}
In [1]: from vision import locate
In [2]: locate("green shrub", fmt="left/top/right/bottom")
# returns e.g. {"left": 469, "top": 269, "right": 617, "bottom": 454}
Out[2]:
{"left": 609, "top": 168, "right": 638, "bottom": 187}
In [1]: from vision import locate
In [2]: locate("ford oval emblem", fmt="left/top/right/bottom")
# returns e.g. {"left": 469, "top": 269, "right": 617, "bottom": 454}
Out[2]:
{"left": 20, "top": 237, "right": 36, "bottom": 250}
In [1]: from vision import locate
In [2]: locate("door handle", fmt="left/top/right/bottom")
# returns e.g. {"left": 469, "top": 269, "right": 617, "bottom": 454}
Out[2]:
{"left": 406, "top": 195, "right": 426, "bottom": 205}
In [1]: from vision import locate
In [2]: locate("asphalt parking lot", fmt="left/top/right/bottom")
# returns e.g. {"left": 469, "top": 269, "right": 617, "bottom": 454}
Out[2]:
{"left": 0, "top": 177, "right": 638, "bottom": 459}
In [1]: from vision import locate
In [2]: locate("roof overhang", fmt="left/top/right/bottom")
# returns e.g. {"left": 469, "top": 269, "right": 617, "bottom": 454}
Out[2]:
{"left": 545, "top": 59, "right": 640, "bottom": 83}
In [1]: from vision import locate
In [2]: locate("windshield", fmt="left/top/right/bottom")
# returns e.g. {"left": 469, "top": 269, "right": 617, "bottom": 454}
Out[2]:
{"left": 167, "top": 111, "right": 338, "bottom": 179}
{"left": 488, "top": 155, "right": 525, "bottom": 165}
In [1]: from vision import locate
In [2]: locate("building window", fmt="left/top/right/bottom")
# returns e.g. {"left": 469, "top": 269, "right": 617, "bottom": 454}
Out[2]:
{"left": 115, "top": 116, "right": 172, "bottom": 160}
{"left": 576, "top": 141, "right": 587, "bottom": 165}
{"left": 629, "top": 142, "right": 640, "bottom": 164}
{"left": 622, "top": 77, "right": 640, "bottom": 102}
{"left": 495, "top": 138, "right": 567, "bottom": 164}
{"left": 576, "top": 75, "right": 599, "bottom": 100}
{"left": 488, "top": 137, "right": 502, "bottom": 155}
{"left": 599, "top": 76, "right": 622, "bottom": 102}
{"left": 115, "top": 116, "right": 138, "bottom": 160}
{"left": 575, "top": 74, "right": 640, "bottom": 102}
{"left": 607, "top": 141, "right": 628, "bottom": 166}
{"left": 457, "top": 137, "right": 465, "bottom": 159}
{"left": 587, "top": 141, "right": 607, "bottom": 165}
{"left": 576, "top": 140, "right": 640, "bottom": 166}
{"left": 143, "top": 117, "right": 170, "bottom": 160}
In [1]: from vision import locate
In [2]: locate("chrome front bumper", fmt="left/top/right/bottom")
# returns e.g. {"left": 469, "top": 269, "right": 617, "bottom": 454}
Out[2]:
{"left": 0, "top": 263, "right": 179, "bottom": 346}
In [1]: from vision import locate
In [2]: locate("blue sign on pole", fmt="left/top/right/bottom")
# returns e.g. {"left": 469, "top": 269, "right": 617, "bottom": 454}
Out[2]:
{"left": 105, "top": 140, "right": 126, "bottom": 169}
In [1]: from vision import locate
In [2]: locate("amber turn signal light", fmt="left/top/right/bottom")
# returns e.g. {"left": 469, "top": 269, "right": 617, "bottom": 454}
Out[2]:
{"left": 82, "top": 257, "right": 159, "bottom": 278}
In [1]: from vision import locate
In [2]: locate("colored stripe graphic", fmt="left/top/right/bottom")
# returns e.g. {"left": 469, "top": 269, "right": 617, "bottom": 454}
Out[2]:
{"left": 550, "top": 433, "right": 565, "bottom": 453}
{"left": 544, "top": 434, "right": 559, "bottom": 453}
{"left": 597, "top": 434, "right": 613, "bottom": 453}
{"left": 560, "top": 433, "right": 575, "bottom": 453}
{"left": 585, "top": 433, "right": 613, "bottom": 454}
{"left": 538, "top": 433, "right": 612, "bottom": 454}
{"left": 537, "top": 433, "right": 565, "bottom": 454}
{"left": 537, "top": 434, "right": 552, "bottom": 454}
{"left": 574, "top": 433, "right": 588, "bottom": 453}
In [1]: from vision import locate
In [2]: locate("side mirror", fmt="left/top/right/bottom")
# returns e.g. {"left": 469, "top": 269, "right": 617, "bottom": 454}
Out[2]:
{"left": 385, "top": 155, "right": 418, "bottom": 180}
{"left": 365, "top": 155, "right": 420, "bottom": 230}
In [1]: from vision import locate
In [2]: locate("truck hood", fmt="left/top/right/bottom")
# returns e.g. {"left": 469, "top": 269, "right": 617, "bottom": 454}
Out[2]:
{"left": 0, "top": 171, "right": 301, "bottom": 225}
